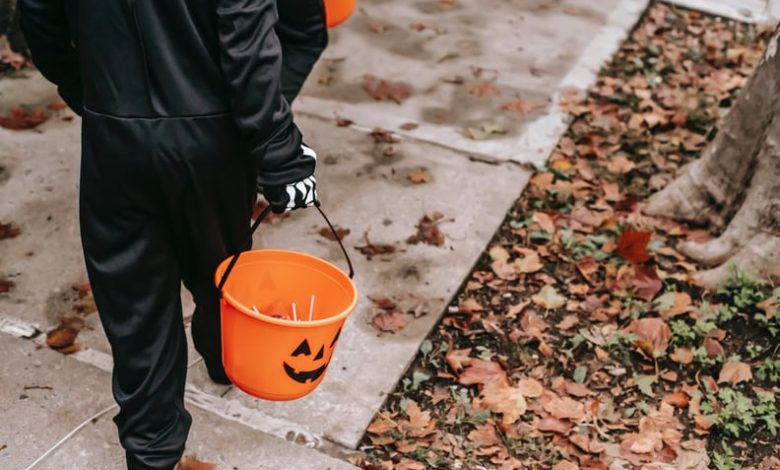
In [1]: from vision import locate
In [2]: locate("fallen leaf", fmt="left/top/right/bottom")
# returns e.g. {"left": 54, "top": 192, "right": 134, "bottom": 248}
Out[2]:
{"left": 616, "top": 226, "right": 652, "bottom": 264}
{"left": 369, "top": 297, "right": 397, "bottom": 311}
{"left": 622, "top": 264, "right": 663, "bottom": 301}
{"left": 363, "top": 80, "right": 410, "bottom": 104}
{"left": 532, "top": 285, "right": 566, "bottom": 310}
{"left": 663, "top": 391, "right": 690, "bottom": 408}
{"left": 655, "top": 291, "right": 692, "bottom": 318}
{"left": 318, "top": 226, "right": 350, "bottom": 241}
{"left": 543, "top": 395, "right": 586, "bottom": 421}
{"left": 356, "top": 232, "right": 396, "bottom": 258}
{"left": 467, "top": 423, "right": 500, "bottom": 446}
{"left": 514, "top": 248, "right": 543, "bottom": 273}
{"left": 501, "top": 99, "right": 545, "bottom": 117}
{"left": 458, "top": 297, "right": 484, "bottom": 313}
{"left": 177, "top": 454, "right": 217, "bottom": 470}
{"left": 407, "top": 168, "right": 432, "bottom": 184}
{"left": 536, "top": 417, "right": 572, "bottom": 434}
{"left": 371, "top": 311, "right": 410, "bottom": 333}
{"left": 552, "top": 460, "right": 579, "bottom": 470}
{"left": 718, "top": 361, "right": 752, "bottom": 385}
{"left": 516, "top": 378, "right": 544, "bottom": 398}
{"left": 401, "top": 401, "right": 436, "bottom": 437}
{"left": 0, "top": 223, "right": 21, "bottom": 240}
{"left": 670, "top": 347, "right": 694, "bottom": 365}
{"left": 465, "top": 82, "right": 501, "bottom": 97}
{"left": 407, "top": 213, "right": 447, "bottom": 247}
{"left": 445, "top": 348, "right": 472, "bottom": 372}
{"left": 463, "top": 121, "right": 507, "bottom": 140}
{"left": 369, "top": 127, "right": 400, "bottom": 143}
{"left": 458, "top": 360, "right": 509, "bottom": 386}
{"left": 369, "top": 21, "right": 387, "bottom": 33}
{"left": 532, "top": 211, "right": 556, "bottom": 233}
{"left": 0, "top": 107, "right": 49, "bottom": 130}
{"left": 479, "top": 383, "right": 527, "bottom": 424}
{"left": 0, "top": 278, "right": 14, "bottom": 295}
{"left": 336, "top": 117, "right": 354, "bottom": 127}
{"left": 46, "top": 325, "right": 79, "bottom": 351}
{"left": 623, "top": 317, "right": 671, "bottom": 358}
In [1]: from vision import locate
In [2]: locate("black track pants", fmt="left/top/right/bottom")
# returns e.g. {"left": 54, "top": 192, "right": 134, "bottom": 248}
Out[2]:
{"left": 80, "top": 111, "right": 256, "bottom": 470}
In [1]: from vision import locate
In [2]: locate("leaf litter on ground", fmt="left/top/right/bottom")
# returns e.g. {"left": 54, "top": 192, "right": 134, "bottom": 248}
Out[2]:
{"left": 357, "top": 5, "right": 778, "bottom": 469}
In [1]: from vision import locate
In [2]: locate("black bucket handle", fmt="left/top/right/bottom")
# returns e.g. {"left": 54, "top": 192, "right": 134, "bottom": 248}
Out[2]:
{"left": 217, "top": 201, "right": 355, "bottom": 295}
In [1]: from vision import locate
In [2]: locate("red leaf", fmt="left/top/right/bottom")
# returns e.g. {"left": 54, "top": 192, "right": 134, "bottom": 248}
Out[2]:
{"left": 616, "top": 226, "right": 652, "bottom": 264}
{"left": 622, "top": 264, "right": 663, "bottom": 301}
{"left": 0, "top": 107, "right": 50, "bottom": 130}
{"left": 319, "top": 226, "right": 350, "bottom": 241}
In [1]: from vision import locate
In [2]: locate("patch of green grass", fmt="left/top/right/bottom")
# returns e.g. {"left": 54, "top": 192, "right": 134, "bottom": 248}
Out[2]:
{"left": 702, "top": 387, "right": 779, "bottom": 438}
{"left": 712, "top": 442, "right": 742, "bottom": 470}
{"left": 716, "top": 264, "right": 766, "bottom": 311}
{"left": 756, "top": 359, "right": 780, "bottom": 384}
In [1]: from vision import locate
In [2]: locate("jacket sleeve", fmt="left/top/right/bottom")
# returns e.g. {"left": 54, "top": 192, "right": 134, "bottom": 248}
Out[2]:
{"left": 216, "top": 0, "right": 315, "bottom": 187}
{"left": 18, "top": 0, "right": 83, "bottom": 115}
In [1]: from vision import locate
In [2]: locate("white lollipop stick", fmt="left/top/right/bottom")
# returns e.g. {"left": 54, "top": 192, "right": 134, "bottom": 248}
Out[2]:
{"left": 292, "top": 302, "right": 298, "bottom": 321}
{"left": 308, "top": 295, "right": 315, "bottom": 322}
{"left": 252, "top": 306, "right": 261, "bottom": 316}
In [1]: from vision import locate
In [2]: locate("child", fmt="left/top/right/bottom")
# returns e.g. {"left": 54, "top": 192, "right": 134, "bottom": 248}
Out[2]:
{"left": 18, "top": 1, "right": 328, "bottom": 468}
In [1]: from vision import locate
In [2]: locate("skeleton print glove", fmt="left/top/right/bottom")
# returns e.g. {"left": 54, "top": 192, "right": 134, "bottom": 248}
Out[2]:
{"left": 262, "top": 145, "right": 319, "bottom": 214}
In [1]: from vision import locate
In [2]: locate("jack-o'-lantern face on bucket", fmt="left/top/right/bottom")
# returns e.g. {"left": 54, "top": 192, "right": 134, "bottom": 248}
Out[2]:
{"left": 283, "top": 328, "right": 342, "bottom": 384}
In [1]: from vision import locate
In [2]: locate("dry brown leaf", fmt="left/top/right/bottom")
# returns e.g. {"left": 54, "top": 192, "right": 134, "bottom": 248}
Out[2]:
{"left": 532, "top": 285, "right": 566, "bottom": 310}
{"left": 514, "top": 248, "right": 543, "bottom": 273}
{"left": 532, "top": 211, "right": 556, "bottom": 233}
{"left": 467, "top": 423, "right": 500, "bottom": 446}
{"left": 445, "top": 348, "right": 472, "bottom": 372}
{"left": 657, "top": 291, "right": 692, "bottom": 318}
{"left": 458, "top": 360, "right": 509, "bottom": 386}
{"left": 670, "top": 346, "right": 694, "bottom": 365}
{"left": 371, "top": 311, "right": 410, "bottom": 333}
{"left": 458, "top": 297, "right": 484, "bottom": 313}
{"left": 177, "top": 454, "right": 217, "bottom": 470}
{"left": 552, "top": 461, "right": 579, "bottom": 470}
{"left": 623, "top": 317, "right": 671, "bottom": 359}
{"left": 407, "top": 168, "right": 431, "bottom": 184}
{"left": 543, "top": 395, "right": 586, "bottom": 421}
{"left": 363, "top": 80, "right": 410, "bottom": 104}
{"left": 501, "top": 99, "right": 545, "bottom": 117}
{"left": 479, "top": 383, "right": 527, "bottom": 424}
{"left": 466, "top": 82, "right": 501, "bottom": 97}
{"left": 718, "top": 360, "right": 753, "bottom": 385}
{"left": 516, "top": 378, "right": 544, "bottom": 398}
{"left": 536, "top": 417, "right": 572, "bottom": 434}
{"left": 402, "top": 401, "right": 437, "bottom": 437}
{"left": 663, "top": 391, "right": 690, "bottom": 408}
{"left": 318, "top": 226, "right": 350, "bottom": 241}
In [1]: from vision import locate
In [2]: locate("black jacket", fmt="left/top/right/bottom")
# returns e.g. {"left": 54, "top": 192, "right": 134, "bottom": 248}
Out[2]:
{"left": 19, "top": 0, "right": 317, "bottom": 186}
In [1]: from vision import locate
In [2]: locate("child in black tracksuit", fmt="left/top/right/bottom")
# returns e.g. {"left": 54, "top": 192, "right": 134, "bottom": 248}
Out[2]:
{"left": 19, "top": 1, "right": 328, "bottom": 468}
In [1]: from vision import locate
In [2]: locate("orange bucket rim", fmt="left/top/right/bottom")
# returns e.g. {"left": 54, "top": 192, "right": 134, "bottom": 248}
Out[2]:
{"left": 215, "top": 248, "right": 358, "bottom": 329}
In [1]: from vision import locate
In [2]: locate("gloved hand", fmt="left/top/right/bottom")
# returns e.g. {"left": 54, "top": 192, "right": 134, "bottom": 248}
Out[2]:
{"left": 261, "top": 144, "right": 319, "bottom": 214}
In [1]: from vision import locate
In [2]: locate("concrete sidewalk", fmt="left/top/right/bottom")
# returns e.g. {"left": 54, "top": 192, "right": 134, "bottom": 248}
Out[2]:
{"left": 0, "top": 0, "right": 649, "bottom": 468}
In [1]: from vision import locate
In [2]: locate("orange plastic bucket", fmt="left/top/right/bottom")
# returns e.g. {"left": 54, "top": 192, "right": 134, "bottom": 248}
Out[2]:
{"left": 215, "top": 205, "right": 357, "bottom": 401}
{"left": 324, "top": 0, "right": 356, "bottom": 28}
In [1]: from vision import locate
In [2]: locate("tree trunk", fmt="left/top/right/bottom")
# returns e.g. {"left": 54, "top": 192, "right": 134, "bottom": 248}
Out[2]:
{"left": 0, "top": 0, "right": 26, "bottom": 55}
{"left": 645, "top": 26, "right": 780, "bottom": 288}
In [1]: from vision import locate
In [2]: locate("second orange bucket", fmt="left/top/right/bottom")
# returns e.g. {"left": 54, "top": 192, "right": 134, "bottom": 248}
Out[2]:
{"left": 215, "top": 204, "right": 357, "bottom": 401}
{"left": 324, "top": 0, "right": 356, "bottom": 28}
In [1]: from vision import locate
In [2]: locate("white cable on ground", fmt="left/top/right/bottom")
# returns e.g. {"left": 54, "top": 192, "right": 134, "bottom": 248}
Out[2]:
{"left": 24, "top": 355, "right": 206, "bottom": 469}
{"left": 23, "top": 403, "right": 118, "bottom": 470}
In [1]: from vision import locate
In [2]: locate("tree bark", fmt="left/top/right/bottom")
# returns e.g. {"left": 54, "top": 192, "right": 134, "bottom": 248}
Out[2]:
{"left": 645, "top": 27, "right": 780, "bottom": 288}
